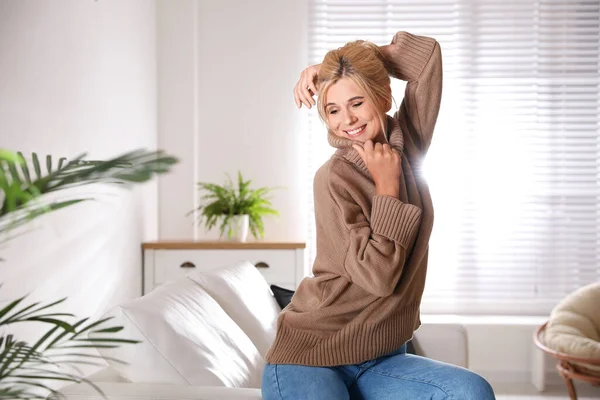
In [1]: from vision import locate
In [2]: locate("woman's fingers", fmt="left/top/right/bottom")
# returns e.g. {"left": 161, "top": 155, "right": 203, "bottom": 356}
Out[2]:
{"left": 294, "top": 66, "right": 320, "bottom": 109}
{"left": 307, "top": 76, "right": 318, "bottom": 98}
{"left": 374, "top": 142, "right": 383, "bottom": 155}
{"left": 306, "top": 65, "right": 319, "bottom": 98}
{"left": 302, "top": 75, "right": 316, "bottom": 108}
{"left": 294, "top": 80, "right": 311, "bottom": 109}
{"left": 293, "top": 81, "right": 302, "bottom": 108}
{"left": 301, "top": 89, "right": 313, "bottom": 109}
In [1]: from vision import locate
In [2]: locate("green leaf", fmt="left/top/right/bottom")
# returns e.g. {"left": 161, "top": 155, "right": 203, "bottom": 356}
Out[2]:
{"left": 7, "top": 160, "right": 22, "bottom": 186}
{"left": 16, "top": 152, "right": 31, "bottom": 185}
{"left": 92, "top": 326, "right": 123, "bottom": 334}
{"left": 23, "top": 318, "right": 73, "bottom": 333}
{"left": 70, "top": 317, "right": 112, "bottom": 338}
{"left": 59, "top": 344, "right": 121, "bottom": 349}
{"left": 57, "top": 157, "right": 67, "bottom": 170}
{"left": 0, "top": 297, "right": 27, "bottom": 322}
{"left": 71, "top": 338, "right": 140, "bottom": 345}
{"left": 2, "top": 298, "right": 69, "bottom": 324}
{"left": 1, "top": 380, "right": 58, "bottom": 400}
{"left": 45, "top": 155, "right": 52, "bottom": 175}
{"left": 0, "top": 149, "right": 20, "bottom": 163}
{"left": 0, "top": 149, "right": 179, "bottom": 240}
{"left": 32, "top": 153, "right": 42, "bottom": 181}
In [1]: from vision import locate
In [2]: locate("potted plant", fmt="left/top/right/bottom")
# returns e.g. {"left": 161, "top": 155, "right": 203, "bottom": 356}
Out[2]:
{"left": 0, "top": 148, "right": 178, "bottom": 399}
{"left": 190, "top": 171, "right": 279, "bottom": 242}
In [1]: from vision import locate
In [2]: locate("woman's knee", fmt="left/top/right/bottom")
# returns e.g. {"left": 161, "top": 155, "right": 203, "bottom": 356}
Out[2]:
{"left": 447, "top": 369, "right": 495, "bottom": 400}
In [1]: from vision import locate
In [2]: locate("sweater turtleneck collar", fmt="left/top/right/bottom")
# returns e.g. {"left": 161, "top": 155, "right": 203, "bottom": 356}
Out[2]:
{"left": 327, "top": 115, "right": 404, "bottom": 172}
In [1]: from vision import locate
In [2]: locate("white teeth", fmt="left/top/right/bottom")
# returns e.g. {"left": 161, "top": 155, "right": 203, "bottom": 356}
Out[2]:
{"left": 346, "top": 125, "right": 366, "bottom": 136}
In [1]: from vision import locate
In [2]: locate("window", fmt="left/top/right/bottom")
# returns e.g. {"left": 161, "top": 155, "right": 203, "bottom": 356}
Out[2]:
{"left": 307, "top": 0, "right": 600, "bottom": 315}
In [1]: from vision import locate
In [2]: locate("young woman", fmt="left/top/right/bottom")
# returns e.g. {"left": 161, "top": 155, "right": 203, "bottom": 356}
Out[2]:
{"left": 262, "top": 31, "right": 496, "bottom": 400}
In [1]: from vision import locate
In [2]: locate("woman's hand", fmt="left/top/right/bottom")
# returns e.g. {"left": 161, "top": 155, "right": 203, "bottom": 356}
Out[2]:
{"left": 294, "top": 64, "right": 321, "bottom": 109}
{"left": 353, "top": 140, "right": 401, "bottom": 198}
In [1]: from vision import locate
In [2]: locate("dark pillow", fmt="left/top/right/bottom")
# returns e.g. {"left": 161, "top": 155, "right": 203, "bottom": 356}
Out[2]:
{"left": 270, "top": 284, "right": 295, "bottom": 310}
{"left": 269, "top": 284, "right": 418, "bottom": 355}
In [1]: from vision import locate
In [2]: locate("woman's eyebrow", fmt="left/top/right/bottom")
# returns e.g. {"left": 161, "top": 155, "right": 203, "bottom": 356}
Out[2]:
{"left": 347, "top": 96, "right": 364, "bottom": 102}
{"left": 326, "top": 96, "right": 365, "bottom": 107}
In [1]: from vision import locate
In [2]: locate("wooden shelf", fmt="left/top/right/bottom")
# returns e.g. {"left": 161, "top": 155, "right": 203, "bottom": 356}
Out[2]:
{"left": 142, "top": 241, "right": 306, "bottom": 250}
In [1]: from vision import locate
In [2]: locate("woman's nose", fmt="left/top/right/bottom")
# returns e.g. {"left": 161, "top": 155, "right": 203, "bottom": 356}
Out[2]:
{"left": 345, "top": 112, "right": 357, "bottom": 125}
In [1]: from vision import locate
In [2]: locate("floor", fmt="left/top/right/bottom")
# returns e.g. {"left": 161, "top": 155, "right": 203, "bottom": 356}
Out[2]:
{"left": 494, "top": 382, "right": 600, "bottom": 400}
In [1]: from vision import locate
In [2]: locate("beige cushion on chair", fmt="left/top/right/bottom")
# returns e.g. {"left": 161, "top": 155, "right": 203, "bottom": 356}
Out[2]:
{"left": 545, "top": 282, "right": 600, "bottom": 374}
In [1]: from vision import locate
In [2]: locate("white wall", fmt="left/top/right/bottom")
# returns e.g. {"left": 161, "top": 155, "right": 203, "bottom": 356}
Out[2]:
{"left": 157, "top": 0, "right": 308, "bottom": 242}
{"left": 0, "top": 0, "right": 158, "bottom": 302}
{"left": 0, "top": 0, "right": 158, "bottom": 239}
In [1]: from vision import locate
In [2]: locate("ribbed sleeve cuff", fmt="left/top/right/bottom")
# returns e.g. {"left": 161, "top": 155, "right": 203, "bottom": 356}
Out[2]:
{"left": 387, "top": 31, "right": 437, "bottom": 82}
{"left": 371, "top": 195, "right": 422, "bottom": 248}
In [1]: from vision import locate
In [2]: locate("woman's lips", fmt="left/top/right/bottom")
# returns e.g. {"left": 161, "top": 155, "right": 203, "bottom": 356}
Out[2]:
{"left": 345, "top": 124, "right": 366, "bottom": 138}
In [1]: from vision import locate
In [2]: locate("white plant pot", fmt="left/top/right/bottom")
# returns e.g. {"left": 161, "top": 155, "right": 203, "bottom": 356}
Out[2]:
{"left": 224, "top": 214, "right": 249, "bottom": 242}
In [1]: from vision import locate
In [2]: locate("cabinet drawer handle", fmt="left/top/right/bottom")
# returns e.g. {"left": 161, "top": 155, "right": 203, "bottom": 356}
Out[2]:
{"left": 180, "top": 261, "right": 196, "bottom": 269}
{"left": 255, "top": 261, "right": 270, "bottom": 269}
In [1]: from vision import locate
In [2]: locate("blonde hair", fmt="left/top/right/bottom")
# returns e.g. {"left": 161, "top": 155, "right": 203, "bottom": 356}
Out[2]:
{"left": 317, "top": 40, "right": 392, "bottom": 134}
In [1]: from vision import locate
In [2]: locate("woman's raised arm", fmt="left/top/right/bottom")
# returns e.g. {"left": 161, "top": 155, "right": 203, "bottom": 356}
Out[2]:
{"left": 380, "top": 32, "right": 443, "bottom": 155}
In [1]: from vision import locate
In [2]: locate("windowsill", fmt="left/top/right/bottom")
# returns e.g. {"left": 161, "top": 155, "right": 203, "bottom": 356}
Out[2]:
{"left": 420, "top": 314, "right": 547, "bottom": 326}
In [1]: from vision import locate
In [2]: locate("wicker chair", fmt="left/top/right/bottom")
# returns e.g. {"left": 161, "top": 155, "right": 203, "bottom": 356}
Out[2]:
{"left": 534, "top": 323, "right": 600, "bottom": 399}
{"left": 533, "top": 281, "right": 600, "bottom": 400}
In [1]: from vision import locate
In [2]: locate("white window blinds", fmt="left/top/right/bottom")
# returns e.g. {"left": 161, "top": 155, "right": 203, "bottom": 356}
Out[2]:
{"left": 306, "top": 0, "right": 600, "bottom": 315}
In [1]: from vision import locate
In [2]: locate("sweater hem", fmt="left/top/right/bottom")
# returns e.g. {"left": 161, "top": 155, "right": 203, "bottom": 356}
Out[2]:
{"left": 265, "top": 302, "right": 421, "bottom": 366}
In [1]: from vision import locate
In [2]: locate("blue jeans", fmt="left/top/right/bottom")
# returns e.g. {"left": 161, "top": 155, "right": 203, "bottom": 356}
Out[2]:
{"left": 261, "top": 344, "right": 496, "bottom": 400}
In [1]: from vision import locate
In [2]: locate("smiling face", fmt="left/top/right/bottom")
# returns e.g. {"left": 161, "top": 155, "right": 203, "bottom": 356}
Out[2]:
{"left": 324, "top": 77, "right": 385, "bottom": 143}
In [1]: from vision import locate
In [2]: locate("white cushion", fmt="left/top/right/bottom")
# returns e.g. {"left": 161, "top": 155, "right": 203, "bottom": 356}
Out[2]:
{"left": 95, "top": 276, "right": 264, "bottom": 388}
{"left": 188, "top": 261, "right": 281, "bottom": 356}
{"left": 545, "top": 282, "right": 600, "bottom": 373}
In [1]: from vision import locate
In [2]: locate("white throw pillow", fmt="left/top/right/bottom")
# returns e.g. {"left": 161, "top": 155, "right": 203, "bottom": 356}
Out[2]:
{"left": 95, "top": 276, "right": 264, "bottom": 388}
{"left": 188, "top": 261, "right": 281, "bottom": 356}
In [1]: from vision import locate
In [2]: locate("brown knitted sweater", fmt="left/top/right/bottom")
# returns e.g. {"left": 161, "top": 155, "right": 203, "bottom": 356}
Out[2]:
{"left": 265, "top": 32, "right": 443, "bottom": 366}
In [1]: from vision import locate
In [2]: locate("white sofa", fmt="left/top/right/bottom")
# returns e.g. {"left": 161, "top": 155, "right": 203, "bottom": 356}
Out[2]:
{"left": 57, "top": 261, "right": 469, "bottom": 400}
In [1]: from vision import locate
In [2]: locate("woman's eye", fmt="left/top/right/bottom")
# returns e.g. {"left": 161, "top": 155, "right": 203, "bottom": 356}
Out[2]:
{"left": 329, "top": 109, "right": 338, "bottom": 115}
{"left": 352, "top": 102, "right": 363, "bottom": 108}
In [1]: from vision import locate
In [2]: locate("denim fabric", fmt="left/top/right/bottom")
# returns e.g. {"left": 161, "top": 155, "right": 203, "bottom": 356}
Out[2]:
{"left": 261, "top": 344, "right": 495, "bottom": 400}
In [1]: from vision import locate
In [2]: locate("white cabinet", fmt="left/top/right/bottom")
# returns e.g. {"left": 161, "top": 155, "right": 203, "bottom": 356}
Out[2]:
{"left": 142, "top": 241, "right": 306, "bottom": 295}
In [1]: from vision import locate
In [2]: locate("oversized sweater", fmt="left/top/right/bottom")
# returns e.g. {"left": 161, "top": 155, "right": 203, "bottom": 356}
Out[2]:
{"left": 265, "top": 32, "right": 443, "bottom": 366}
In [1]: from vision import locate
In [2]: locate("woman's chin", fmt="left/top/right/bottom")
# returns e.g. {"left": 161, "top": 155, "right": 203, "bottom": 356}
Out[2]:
{"left": 348, "top": 133, "right": 373, "bottom": 143}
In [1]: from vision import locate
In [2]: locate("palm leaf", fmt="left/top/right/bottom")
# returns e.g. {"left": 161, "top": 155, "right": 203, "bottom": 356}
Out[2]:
{"left": 16, "top": 153, "right": 31, "bottom": 185}
{"left": 0, "top": 309, "right": 138, "bottom": 399}
{"left": 31, "top": 154, "right": 42, "bottom": 181}
{"left": 0, "top": 149, "right": 178, "bottom": 241}
{"left": 0, "top": 298, "right": 74, "bottom": 326}
{"left": 0, "top": 297, "right": 28, "bottom": 321}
